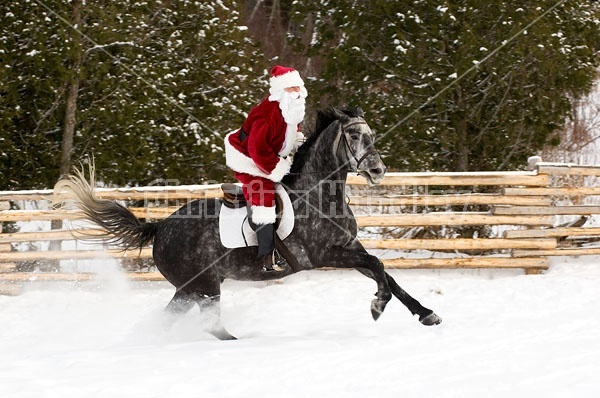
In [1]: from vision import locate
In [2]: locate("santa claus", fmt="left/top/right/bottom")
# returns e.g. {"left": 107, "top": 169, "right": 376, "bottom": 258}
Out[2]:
{"left": 224, "top": 65, "right": 307, "bottom": 271}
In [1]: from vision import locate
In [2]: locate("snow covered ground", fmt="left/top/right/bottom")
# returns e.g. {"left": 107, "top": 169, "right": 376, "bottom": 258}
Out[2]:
{"left": 1, "top": 257, "right": 600, "bottom": 398}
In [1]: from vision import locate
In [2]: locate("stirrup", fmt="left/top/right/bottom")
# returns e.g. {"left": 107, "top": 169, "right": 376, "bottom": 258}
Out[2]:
{"left": 262, "top": 250, "right": 287, "bottom": 272}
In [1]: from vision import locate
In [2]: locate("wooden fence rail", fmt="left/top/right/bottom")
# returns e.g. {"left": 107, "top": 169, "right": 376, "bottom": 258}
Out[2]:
{"left": 2, "top": 158, "right": 600, "bottom": 287}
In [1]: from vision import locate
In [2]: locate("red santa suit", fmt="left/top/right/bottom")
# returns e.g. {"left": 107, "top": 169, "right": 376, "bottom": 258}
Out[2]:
{"left": 224, "top": 65, "right": 305, "bottom": 225}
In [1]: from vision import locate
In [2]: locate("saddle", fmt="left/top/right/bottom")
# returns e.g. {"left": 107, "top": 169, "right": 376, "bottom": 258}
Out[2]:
{"left": 221, "top": 183, "right": 246, "bottom": 209}
{"left": 219, "top": 183, "right": 301, "bottom": 272}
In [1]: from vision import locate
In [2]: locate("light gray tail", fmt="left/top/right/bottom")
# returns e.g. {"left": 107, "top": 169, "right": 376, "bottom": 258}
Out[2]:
{"left": 53, "top": 164, "right": 157, "bottom": 250}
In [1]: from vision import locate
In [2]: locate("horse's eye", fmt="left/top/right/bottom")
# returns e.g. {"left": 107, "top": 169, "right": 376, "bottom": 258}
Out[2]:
{"left": 350, "top": 133, "right": 360, "bottom": 141}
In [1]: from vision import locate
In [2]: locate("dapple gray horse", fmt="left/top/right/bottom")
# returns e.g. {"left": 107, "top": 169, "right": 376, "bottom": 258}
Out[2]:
{"left": 56, "top": 107, "right": 441, "bottom": 339}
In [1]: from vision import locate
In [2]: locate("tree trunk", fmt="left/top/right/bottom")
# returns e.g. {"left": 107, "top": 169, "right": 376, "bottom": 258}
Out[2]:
{"left": 60, "top": 0, "right": 82, "bottom": 178}
{"left": 46, "top": 0, "right": 82, "bottom": 272}
{"left": 60, "top": 76, "right": 79, "bottom": 178}
{"left": 455, "top": 118, "right": 469, "bottom": 172}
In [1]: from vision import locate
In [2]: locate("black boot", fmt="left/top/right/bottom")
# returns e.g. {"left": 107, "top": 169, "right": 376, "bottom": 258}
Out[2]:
{"left": 255, "top": 223, "right": 286, "bottom": 272}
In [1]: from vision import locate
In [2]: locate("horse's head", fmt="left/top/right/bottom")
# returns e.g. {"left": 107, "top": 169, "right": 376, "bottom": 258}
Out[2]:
{"left": 329, "top": 106, "right": 387, "bottom": 185}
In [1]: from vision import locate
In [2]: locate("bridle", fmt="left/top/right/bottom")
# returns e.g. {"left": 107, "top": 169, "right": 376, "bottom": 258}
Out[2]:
{"left": 333, "top": 120, "right": 379, "bottom": 171}
{"left": 287, "top": 118, "right": 379, "bottom": 177}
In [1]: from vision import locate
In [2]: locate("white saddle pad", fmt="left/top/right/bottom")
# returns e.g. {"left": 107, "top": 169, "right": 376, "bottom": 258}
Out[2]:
{"left": 218, "top": 184, "right": 294, "bottom": 248}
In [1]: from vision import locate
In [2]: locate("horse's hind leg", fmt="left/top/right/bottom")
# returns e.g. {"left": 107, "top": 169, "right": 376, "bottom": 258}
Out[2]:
{"left": 165, "top": 290, "right": 237, "bottom": 340}
{"left": 195, "top": 295, "right": 237, "bottom": 340}
{"left": 165, "top": 290, "right": 198, "bottom": 314}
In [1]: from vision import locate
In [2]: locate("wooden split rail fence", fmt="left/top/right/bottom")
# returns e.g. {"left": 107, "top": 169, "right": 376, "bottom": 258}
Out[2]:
{"left": 2, "top": 159, "right": 600, "bottom": 286}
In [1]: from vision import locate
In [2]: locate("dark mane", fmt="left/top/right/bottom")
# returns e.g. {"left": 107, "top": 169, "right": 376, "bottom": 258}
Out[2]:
{"left": 284, "top": 106, "right": 364, "bottom": 184}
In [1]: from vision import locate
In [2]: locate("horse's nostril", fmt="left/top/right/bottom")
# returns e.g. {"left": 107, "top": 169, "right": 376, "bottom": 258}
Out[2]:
{"left": 371, "top": 168, "right": 385, "bottom": 175}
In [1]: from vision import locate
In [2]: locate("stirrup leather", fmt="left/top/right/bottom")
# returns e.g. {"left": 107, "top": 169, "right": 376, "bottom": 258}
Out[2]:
{"left": 263, "top": 250, "right": 287, "bottom": 272}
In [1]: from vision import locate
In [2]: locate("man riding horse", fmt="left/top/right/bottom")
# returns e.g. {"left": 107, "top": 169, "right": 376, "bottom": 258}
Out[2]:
{"left": 224, "top": 65, "right": 307, "bottom": 272}
{"left": 54, "top": 68, "right": 442, "bottom": 339}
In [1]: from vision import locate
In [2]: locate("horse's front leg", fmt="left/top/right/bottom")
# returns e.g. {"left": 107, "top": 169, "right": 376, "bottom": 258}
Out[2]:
{"left": 344, "top": 239, "right": 442, "bottom": 326}
{"left": 320, "top": 245, "right": 392, "bottom": 320}
{"left": 384, "top": 274, "right": 442, "bottom": 325}
{"left": 354, "top": 269, "right": 442, "bottom": 326}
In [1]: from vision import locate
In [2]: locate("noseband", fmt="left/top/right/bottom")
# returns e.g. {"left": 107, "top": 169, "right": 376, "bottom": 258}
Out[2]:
{"left": 333, "top": 120, "right": 379, "bottom": 171}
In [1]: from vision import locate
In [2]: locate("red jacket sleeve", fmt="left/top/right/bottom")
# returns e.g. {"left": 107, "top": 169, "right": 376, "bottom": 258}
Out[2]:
{"left": 246, "top": 118, "right": 280, "bottom": 175}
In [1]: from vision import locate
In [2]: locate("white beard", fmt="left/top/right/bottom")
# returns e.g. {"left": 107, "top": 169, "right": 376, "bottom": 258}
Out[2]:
{"left": 273, "top": 88, "right": 307, "bottom": 125}
{"left": 271, "top": 88, "right": 307, "bottom": 156}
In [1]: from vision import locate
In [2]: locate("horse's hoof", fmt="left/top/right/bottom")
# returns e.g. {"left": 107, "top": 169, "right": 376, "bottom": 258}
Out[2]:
{"left": 210, "top": 328, "right": 238, "bottom": 340}
{"left": 370, "top": 298, "right": 389, "bottom": 321}
{"left": 419, "top": 312, "right": 442, "bottom": 326}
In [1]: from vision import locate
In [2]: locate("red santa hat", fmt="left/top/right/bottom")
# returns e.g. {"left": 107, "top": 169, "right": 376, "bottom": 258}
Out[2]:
{"left": 269, "top": 65, "right": 304, "bottom": 93}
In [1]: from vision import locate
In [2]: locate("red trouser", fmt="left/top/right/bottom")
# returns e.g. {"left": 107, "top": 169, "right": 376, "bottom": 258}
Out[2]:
{"left": 234, "top": 172, "right": 276, "bottom": 208}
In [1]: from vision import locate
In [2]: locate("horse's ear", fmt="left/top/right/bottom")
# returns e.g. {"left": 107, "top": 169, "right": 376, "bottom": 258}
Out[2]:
{"left": 355, "top": 106, "right": 364, "bottom": 118}
{"left": 329, "top": 106, "right": 348, "bottom": 121}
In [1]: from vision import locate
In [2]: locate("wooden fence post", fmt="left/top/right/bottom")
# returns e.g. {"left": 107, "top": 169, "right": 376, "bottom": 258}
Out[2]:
{"left": 0, "top": 201, "right": 12, "bottom": 256}
{"left": 0, "top": 200, "right": 21, "bottom": 295}
{"left": 527, "top": 156, "right": 542, "bottom": 171}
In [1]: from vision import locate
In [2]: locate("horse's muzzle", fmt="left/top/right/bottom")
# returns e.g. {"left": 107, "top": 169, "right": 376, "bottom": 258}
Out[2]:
{"left": 360, "top": 166, "right": 386, "bottom": 185}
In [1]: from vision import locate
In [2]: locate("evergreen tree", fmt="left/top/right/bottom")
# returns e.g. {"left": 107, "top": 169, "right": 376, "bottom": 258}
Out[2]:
{"left": 290, "top": 0, "right": 600, "bottom": 171}
{"left": 0, "top": 0, "right": 269, "bottom": 189}
{"left": 1, "top": 0, "right": 73, "bottom": 189}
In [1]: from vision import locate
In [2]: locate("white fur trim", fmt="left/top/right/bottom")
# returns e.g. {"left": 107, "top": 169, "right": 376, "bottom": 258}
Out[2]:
{"left": 251, "top": 205, "right": 276, "bottom": 225}
{"left": 279, "top": 123, "right": 298, "bottom": 157}
{"left": 270, "top": 70, "right": 304, "bottom": 93}
{"left": 268, "top": 157, "right": 291, "bottom": 182}
{"left": 295, "top": 131, "right": 305, "bottom": 150}
{"left": 225, "top": 132, "right": 267, "bottom": 177}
